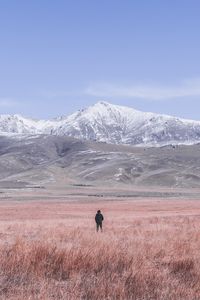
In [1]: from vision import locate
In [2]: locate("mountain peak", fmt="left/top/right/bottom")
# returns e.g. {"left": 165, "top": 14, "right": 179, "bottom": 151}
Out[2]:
{"left": 93, "top": 101, "right": 116, "bottom": 110}
{"left": 93, "top": 101, "right": 140, "bottom": 113}
{"left": 96, "top": 101, "right": 111, "bottom": 106}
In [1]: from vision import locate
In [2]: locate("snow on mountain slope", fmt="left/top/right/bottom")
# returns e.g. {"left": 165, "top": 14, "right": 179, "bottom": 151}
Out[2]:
{"left": 1, "top": 101, "right": 200, "bottom": 146}
{"left": 50, "top": 101, "right": 200, "bottom": 146}
{"left": 0, "top": 114, "right": 64, "bottom": 135}
{"left": 51, "top": 102, "right": 155, "bottom": 143}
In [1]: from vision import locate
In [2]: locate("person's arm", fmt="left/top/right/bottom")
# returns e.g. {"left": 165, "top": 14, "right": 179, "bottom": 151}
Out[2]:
{"left": 101, "top": 214, "right": 104, "bottom": 221}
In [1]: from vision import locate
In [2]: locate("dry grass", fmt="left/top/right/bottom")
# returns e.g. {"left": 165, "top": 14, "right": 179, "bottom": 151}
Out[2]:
{"left": 0, "top": 198, "right": 200, "bottom": 299}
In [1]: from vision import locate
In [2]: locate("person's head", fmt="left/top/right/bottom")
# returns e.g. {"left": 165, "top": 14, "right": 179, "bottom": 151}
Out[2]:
{"left": 97, "top": 210, "right": 101, "bottom": 214}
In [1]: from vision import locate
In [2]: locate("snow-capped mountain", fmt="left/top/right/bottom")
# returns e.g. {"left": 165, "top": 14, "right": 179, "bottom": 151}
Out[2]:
{"left": 1, "top": 101, "right": 200, "bottom": 146}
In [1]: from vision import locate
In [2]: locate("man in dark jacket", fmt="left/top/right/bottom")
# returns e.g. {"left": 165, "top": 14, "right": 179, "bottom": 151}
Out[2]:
{"left": 95, "top": 210, "right": 104, "bottom": 232}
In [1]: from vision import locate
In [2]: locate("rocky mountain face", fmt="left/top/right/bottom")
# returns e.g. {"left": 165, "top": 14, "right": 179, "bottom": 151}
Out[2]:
{"left": 1, "top": 101, "right": 200, "bottom": 146}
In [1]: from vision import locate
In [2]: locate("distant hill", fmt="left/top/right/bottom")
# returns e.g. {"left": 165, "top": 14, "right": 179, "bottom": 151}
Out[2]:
{"left": 0, "top": 134, "right": 200, "bottom": 188}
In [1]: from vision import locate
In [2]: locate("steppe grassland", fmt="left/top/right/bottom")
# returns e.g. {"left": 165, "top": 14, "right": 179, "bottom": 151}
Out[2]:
{"left": 0, "top": 198, "right": 200, "bottom": 299}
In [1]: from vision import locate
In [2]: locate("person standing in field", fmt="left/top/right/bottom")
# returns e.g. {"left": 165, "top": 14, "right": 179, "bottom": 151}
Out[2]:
{"left": 95, "top": 210, "right": 104, "bottom": 232}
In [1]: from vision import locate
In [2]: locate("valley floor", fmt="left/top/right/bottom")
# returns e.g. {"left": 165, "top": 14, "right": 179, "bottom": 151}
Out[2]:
{"left": 0, "top": 186, "right": 200, "bottom": 299}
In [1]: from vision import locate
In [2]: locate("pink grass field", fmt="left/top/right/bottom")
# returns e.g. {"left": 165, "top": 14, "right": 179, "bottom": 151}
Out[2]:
{"left": 0, "top": 196, "right": 200, "bottom": 299}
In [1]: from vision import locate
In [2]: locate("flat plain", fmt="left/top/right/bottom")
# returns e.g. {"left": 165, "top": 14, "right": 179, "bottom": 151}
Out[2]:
{"left": 0, "top": 186, "right": 200, "bottom": 299}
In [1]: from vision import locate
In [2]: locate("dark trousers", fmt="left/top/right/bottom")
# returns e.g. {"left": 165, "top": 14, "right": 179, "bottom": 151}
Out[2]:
{"left": 96, "top": 222, "right": 102, "bottom": 232}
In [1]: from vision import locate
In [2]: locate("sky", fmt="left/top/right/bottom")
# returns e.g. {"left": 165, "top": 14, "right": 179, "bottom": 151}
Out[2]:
{"left": 1, "top": 0, "right": 200, "bottom": 120}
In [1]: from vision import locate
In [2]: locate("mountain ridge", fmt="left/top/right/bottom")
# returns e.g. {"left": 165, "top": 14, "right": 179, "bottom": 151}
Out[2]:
{"left": 1, "top": 101, "right": 200, "bottom": 146}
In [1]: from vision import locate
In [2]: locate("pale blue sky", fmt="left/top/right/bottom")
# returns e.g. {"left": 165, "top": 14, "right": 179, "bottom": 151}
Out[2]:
{"left": 1, "top": 0, "right": 200, "bottom": 119}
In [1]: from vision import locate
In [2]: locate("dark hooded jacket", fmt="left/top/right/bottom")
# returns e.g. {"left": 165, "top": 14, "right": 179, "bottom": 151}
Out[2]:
{"left": 95, "top": 213, "right": 104, "bottom": 224}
